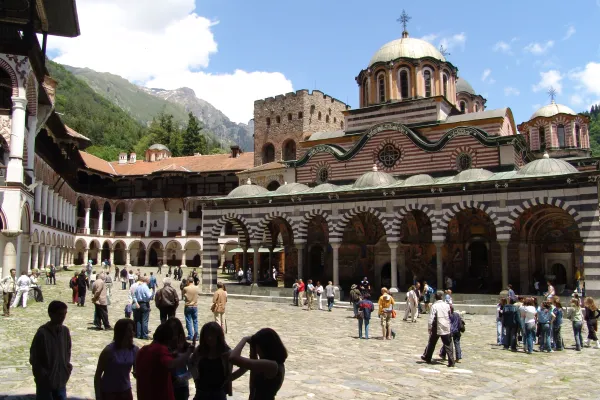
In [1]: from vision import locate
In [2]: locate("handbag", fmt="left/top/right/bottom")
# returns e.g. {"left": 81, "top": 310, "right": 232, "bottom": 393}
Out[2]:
{"left": 210, "top": 303, "right": 217, "bottom": 312}
{"left": 391, "top": 310, "right": 397, "bottom": 319}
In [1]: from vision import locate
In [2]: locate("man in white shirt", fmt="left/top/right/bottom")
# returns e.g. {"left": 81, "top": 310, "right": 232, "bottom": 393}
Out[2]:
{"left": 421, "top": 291, "right": 455, "bottom": 367}
{"left": 12, "top": 272, "right": 32, "bottom": 308}
{"left": 403, "top": 286, "right": 419, "bottom": 322}
{"left": 1, "top": 269, "right": 16, "bottom": 316}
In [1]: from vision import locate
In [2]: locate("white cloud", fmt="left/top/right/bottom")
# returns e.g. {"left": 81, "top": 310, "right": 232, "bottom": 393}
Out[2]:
{"left": 493, "top": 41, "right": 511, "bottom": 54}
{"left": 524, "top": 40, "right": 555, "bottom": 55}
{"left": 46, "top": 0, "right": 293, "bottom": 123}
{"left": 570, "top": 62, "right": 600, "bottom": 96}
{"left": 481, "top": 69, "right": 491, "bottom": 82}
{"left": 563, "top": 26, "right": 576, "bottom": 40}
{"left": 532, "top": 70, "right": 563, "bottom": 94}
{"left": 570, "top": 94, "right": 584, "bottom": 106}
{"left": 504, "top": 87, "right": 520, "bottom": 96}
{"left": 421, "top": 32, "right": 466, "bottom": 53}
{"left": 421, "top": 34, "right": 438, "bottom": 43}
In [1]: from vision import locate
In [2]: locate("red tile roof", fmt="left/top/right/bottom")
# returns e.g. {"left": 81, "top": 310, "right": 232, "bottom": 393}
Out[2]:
{"left": 79, "top": 151, "right": 254, "bottom": 176}
{"left": 238, "top": 161, "right": 285, "bottom": 174}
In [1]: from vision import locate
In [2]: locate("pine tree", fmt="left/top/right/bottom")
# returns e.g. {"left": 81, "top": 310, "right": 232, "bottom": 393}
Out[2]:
{"left": 181, "top": 112, "right": 208, "bottom": 156}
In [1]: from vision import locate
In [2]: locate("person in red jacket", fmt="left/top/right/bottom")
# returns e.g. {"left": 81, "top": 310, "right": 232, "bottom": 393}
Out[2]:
{"left": 297, "top": 279, "right": 306, "bottom": 307}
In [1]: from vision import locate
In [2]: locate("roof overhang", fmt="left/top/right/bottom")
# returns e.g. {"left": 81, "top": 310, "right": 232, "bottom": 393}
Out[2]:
{"left": 0, "top": 0, "right": 80, "bottom": 37}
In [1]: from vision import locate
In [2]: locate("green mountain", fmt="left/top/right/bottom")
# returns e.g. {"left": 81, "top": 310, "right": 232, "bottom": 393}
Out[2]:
{"left": 587, "top": 104, "right": 600, "bottom": 156}
{"left": 64, "top": 65, "right": 254, "bottom": 151}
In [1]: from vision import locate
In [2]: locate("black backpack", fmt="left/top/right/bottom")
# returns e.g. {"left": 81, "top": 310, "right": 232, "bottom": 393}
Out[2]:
{"left": 503, "top": 307, "right": 518, "bottom": 328}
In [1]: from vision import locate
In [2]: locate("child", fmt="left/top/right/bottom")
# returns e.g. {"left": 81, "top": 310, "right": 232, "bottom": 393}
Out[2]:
{"left": 552, "top": 297, "right": 564, "bottom": 351}
{"left": 124, "top": 302, "right": 132, "bottom": 319}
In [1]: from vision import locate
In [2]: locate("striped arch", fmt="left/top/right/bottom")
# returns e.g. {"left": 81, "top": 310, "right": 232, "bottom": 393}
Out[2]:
{"left": 439, "top": 200, "right": 501, "bottom": 235}
{"left": 210, "top": 213, "right": 252, "bottom": 247}
{"left": 332, "top": 205, "right": 392, "bottom": 241}
{"left": 0, "top": 58, "right": 19, "bottom": 96}
{"left": 505, "top": 197, "right": 582, "bottom": 228}
{"left": 297, "top": 209, "right": 333, "bottom": 243}
{"left": 26, "top": 72, "right": 37, "bottom": 115}
{"left": 255, "top": 211, "right": 296, "bottom": 244}
{"left": 393, "top": 203, "right": 437, "bottom": 238}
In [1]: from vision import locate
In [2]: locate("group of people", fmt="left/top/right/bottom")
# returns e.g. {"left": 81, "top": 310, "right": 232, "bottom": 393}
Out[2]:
{"left": 30, "top": 300, "right": 288, "bottom": 400}
{"left": 1, "top": 268, "right": 44, "bottom": 315}
{"left": 292, "top": 279, "right": 336, "bottom": 311}
{"left": 497, "top": 288, "right": 600, "bottom": 353}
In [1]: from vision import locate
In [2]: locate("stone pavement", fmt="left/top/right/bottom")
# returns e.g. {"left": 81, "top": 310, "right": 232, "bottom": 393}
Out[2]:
{"left": 0, "top": 267, "right": 598, "bottom": 400}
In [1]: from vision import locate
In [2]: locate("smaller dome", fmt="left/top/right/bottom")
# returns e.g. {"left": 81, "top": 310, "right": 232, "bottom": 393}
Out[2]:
{"left": 227, "top": 178, "right": 269, "bottom": 198}
{"left": 275, "top": 182, "right": 310, "bottom": 195}
{"left": 516, "top": 153, "right": 579, "bottom": 176}
{"left": 456, "top": 78, "right": 476, "bottom": 95}
{"left": 353, "top": 164, "right": 397, "bottom": 189}
{"left": 452, "top": 168, "right": 494, "bottom": 183}
{"left": 404, "top": 174, "right": 435, "bottom": 186}
{"left": 308, "top": 183, "right": 339, "bottom": 193}
{"left": 530, "top": 102, "right": 576, "bottom": 120}
{"left": 149, "top": 144, "right": 169, "bottom": 151}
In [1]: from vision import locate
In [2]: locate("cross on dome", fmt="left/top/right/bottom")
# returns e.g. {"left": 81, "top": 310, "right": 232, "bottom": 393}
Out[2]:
{"left": 547, "top": 86, "right": 557, "bottom": 104}
{"left": 397, "top": 10, "right": 411, "bottom": 38}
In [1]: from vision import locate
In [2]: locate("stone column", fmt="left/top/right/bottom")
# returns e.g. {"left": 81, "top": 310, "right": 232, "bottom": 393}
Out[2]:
{"left": 31, "top": 243, "right": 39, "bottom": 271}
{"left": 38, "top": 245, "right": 45, "bottom": 268}
{"left": 125, "top": 249, "right": 131, "bottom": 266}
{"left": 242, "top": 247, "right": 248, "bottom": 275}
{"left": 145, "top": 211, "right": 151, "bottom": 237}
{"left": 500, "top": 240, "right": 509, "bottom": 289}
{"left": 47, "top": 190, "right": 54, "bottom": 224}
{"left": 27, "top": 243, "right": 33, "bottom": 272}
{"left": 26, "top": 114, "right": 37, "bottom": 178}
{"left": 53, "top": 193, "right": 59, "bottom": 226}
{"left": 110, "top": 249, "right": 115, "bottom": 266}
{"left": 181, "top": 210, "right": 188, "bottom": 236}
{"left": 126, "top": 211, "right": 133, "bottom": 236}
{"left": 110, "top": 211, "right": 116, "bottom": 233}
{"left": 83, "top": 248, "right": 89, "bottom": 265}
{"left": 331, "top": 242, "right": 340, "bottom": 287}
{"left": 296, "top": 243, "right": 305, "bottom": 279}
{"left": 219, "top": 244, "right": 226, "bottom": 272}
{"left": 181, "top": 248, "right": 187, "bottom": 267}
{"left": 34, "top": 184, "right": 42, "bottom": 214}
{"left": 434, "top": 241, "right": 443, "bottom": 290}
{"left": 6, "top": 97, "right": 27, "bottom": 183}
{"left": 163, "top": 211, "right": 169, "bottom": 237}
{"left": 144, "top": 248, "right": 150, "bottom": 267}
{"left": 2, "top": 240, "right": 17, "bottom": 278}
{"left": 388, "top": 241, "right": 399, "bottom": 292}
{"left": 84, "top": 207, "right": 90, "bottom": 234}
{"left": 41, "top": 185, "right": 48, "bottom": 220}
{"left": 98, "top": 209, "right": 104, "bottom": 235}
{"left": 162, "top": 248, "right": 168, "bottom": 266}
{"left": 252, "top": 244, "right": 260, "bottom": 284}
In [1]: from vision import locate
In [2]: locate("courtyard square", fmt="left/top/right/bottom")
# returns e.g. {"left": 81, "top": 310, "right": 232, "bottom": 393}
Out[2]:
{"left": 0, "top": 268, "right": 597, "bottom": 400}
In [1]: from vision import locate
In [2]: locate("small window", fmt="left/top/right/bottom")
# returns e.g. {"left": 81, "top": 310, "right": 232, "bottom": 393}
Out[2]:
{"left": 287, "top": 113, "right": 292, "bottom": 121}
{"left": 557, "top": 124, "right": 565, "bottom": 147}
{"left": 153, "top": 220, "right": 157, "bottom": 228}
{"left": 475, "top": 103, "right": 479, "bottom": 112}
{"left": 424, "top": 69, "right": 432, "bottom": 97}
{"left": 362, "top": 78, "right": 369, "bottom": 107}
{"left": 140, "top": 221, "right": 144, "bottom": 228}
{"left": 399, "top": 69, "right": 410, "bottom": 99}
{"left": 179, "top": 208, "right": 182, "bottom": 214}
{"left": 443, "top": 74, "right": 448, "bottom": 98}
{"left": 459, "top": 101, "right": 466, "bottom": 114}
{"left": 456, "top": 153, "right": 472, "bottom": 171}
{"left": 341, "top": 121, "right": 344, "bottom": 129}
{"left": 377, "top": 73, "right": 386, "bottom": 103}
{"left": 575, "top": 124, "right": 581, "bottom": 147}
{"left": 298, "top": 111, "right": 303, "bottom": 119}
{"left": 310, "top": 105, "right": 315, "bottom": 114}
{"left": 318, "top": 111, "right": 322, "bottom": 120}
{"left": 334, "top": 117, "right": 337, "bottom": 123}
{"left": 539, "top": 126, "right": 546, "bottom": 151}
{"left": 276, "top": 116, "right": 281, "bottom": 124}
{"left": 378, "top": 144, "right": 402, "bottom": 168}
{"left": 266, "top": 117, "right": 271, "bottom": 126}
{"left": 326, "top": 115, "right": 329, "bottom": 123}
{"left": 317, "top": 166, "right": 329, "bottom": 183}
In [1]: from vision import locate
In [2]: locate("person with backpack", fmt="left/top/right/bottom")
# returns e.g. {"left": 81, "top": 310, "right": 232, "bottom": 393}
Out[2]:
{"left": 440, "top": 306, "right": 464, "bottom": 362}
{"left": 552, "top": 297, "right": 564, "bottom": 351}
{"left": 502, "top": 298, "right": 522, "bottom": 351}
{"left": 537, "top": 301, "right": 555, "bottom": 352}
{"left": 155, "top": 277, "right": 179, "bottom": 324}
{"left": 349, "top": 284, "right": 361, "bottom": 318}
{"left": 357, "top": 293, "right": 374, "bottom": 339}
{"left": 583, "top": 297, "right": 600, "bottom": 348}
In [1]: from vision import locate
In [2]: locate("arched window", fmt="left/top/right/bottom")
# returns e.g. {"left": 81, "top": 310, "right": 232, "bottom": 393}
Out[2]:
{"left": 474, "top": 102, "right": 480, "bottom": 112}
{"left": 557, "top": 124, "right": 565, "bottom": 147}
{"left": 0, "top": 69, "right": 11, "bottom": 110}
{"left": 423, "top": 69, "right": 433, "bottom": 97}
{"left": 442, "top": 73, "right": 449, "bottom": 98}
{"left": 398, "top": 68, "right": 410, "bottom": 100}
{"left": 456, "top": 153, "right": 472, "bottom": 171}
{"left": 282, "top": 140, "right": 296, "bottom": 161}
{"left": 377, "top": 72, "right": 386, "bottom": 103}
{"left": 459, "top": 101, "right": 466, "bottom": 114}
{"left": 575, "top": 124, "right": 581, "bottom": 147}
{"left": 318, "top": 111, "right": 322, "bottom": 120}
{"left": 539, "top": 126, "right": 546, "bottom": 151}
{"left": 362, "top": 78, "right": 369, "bottom": 107}
{"left": 262, "top": 143, "right": 275, "bottom": 164}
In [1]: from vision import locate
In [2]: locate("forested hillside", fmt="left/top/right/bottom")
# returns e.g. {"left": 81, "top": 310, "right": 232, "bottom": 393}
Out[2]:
{"left": 587, "top": 104, "right": 600, "bottom": 156}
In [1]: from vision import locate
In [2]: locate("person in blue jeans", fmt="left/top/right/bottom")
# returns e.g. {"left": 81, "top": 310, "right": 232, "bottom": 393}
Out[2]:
{"left": 182, "top": 278, "right": 199, "bottom": 340}
{"left": 357, "top": 293, "right": 374, "bottom": 339}
{"left": 133, "top": 277, "right": 153, "bottom": 339}
{"left": 567, "top": 297, "right": 584, "bottom": 351}
{"left": 519, "top": 297, "right": 537, "bottom": 354}
{"left": 537, "top": 302, "right": 555, "bottom": 352}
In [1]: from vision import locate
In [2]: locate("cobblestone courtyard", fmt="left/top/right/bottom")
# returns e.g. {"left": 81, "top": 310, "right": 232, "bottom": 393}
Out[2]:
{"left": 0, "top": 268, "right": 598, "bottom": 400}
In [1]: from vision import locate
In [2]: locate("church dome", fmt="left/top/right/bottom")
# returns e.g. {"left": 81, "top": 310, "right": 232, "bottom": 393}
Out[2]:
{"left": 369, "top": 36, "right": 445, "bottom": 67}
{"left": 353, "top": 165, "right": 397, "bottom": 189}
{"left": 227, "top": 179, "right": 269, "bottom": 198}
{"left": 456, "top": 78, "right": 476, "bottom": 95}
{"left": 516, "top": 153, "right": 579, "bottom": 176}
{"left": 275, "top": 182, "right": 310, "bottom": 194}
{"left": 530, "top": 102, "right": 576, "bottom": 120}
{"left": 149, "top": 144, "right": 169, "bottom": 151}
{"left": 452, "top": 168, "right": 494, "bottom": 183}
{"left": 308, "top": 183, "right": 339, "bottom": 193}
{"left": 404, "top": 174, "right": 435, "bottom": 186}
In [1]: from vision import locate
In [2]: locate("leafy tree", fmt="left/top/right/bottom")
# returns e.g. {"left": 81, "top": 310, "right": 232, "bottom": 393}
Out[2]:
{"left": 86, "top": 145, "right": 124, "bottom": 162}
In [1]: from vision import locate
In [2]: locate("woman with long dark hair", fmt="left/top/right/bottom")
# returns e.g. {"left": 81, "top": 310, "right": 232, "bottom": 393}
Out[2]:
{"left": 165, "top": 319, "right": 193, "bottom": 400}
{"left": 94, "top": 319, "right": 139, "bottom": 400}
{"left": 189, "top": 322, "right": 246, "bottom": 400}
{"left": 230, "top": 328, "right": 287, "bottom": 400}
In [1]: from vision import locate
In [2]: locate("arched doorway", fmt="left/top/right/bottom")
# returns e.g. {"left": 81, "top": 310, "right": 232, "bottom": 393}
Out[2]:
{"left": 262, "top": 143, "right": 275, "bottom": 164}
{"left": 305, "top": 214, "right": 330, "bottom": 286}
{"left": 266, "top": 181, "right": 280, "bottom": 191}
{"left": 101, "top": 241, "right": 110, "bottom": 263}
{"left": 282, "top": 139, "right": 296, "bottom": 161}
{"left": 259, "top": 217, "right": 294, "bottom": 286}
{"left": 399, "top": 210, "right": 434, "bottom": 289}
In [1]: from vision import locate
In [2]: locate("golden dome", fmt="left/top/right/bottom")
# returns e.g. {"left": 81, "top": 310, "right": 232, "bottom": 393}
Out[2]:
{"left": 369, "top": 35, "right": 445, "bottom": 67}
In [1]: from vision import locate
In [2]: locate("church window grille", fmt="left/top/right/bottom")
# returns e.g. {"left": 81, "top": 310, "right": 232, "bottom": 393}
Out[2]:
{"left": 316, "top": 166, "right": 329, "bottom": 183}
{"left": 456, "top": 153, "right": 472, "bottom": 171}
{"left": 140, "top": 221, "right": 144, "bottom": 228}
{"left": 424, "top": 69, "right": 432, "bottom": 97}
{"left": 557, "top": 124, "right": 565, "bottom": 147}
{"left": 443, "top": 73, "right": 448, "bottom": 98}
{"left": 153, "top": 220, "right": 157, "bottom": 228}
{"left": 378, "top": 144, "right": 401, "bottom": 168}
{"left": 459, "top": 101, "right": 466, "bottom": 114}
{"left": 262, "top": 143, "right": 275, "bottom": 164}
{"left": 399, "top": 69, "right": 410, "bottom": 99}
{"left": 575, "top": 124, "right": 581, "bottom": 148}
{"left": 377, "top": 73, "right": 386, "bottom": 103}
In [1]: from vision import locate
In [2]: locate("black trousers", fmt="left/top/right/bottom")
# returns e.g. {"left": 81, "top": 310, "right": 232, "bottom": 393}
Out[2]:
{"left": 504, "top": 326, "right": 518, "bottom": 350}
{"left": 94, "top": 304, "right": 110, "bottom": 328}
{"left": 159, "top": 306, "right": 176, "bottom": 324}
{"left": 423, "top": 332, "right": 455, "bottom": 366}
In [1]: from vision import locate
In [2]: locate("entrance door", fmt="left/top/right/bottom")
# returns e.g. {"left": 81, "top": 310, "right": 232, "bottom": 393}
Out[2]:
{"left": 551, "top": 263, "right": 567, "bottom": 285}
{"left": 149, "top": 248, "right": 158, "bottom": 266}
{"left": 467, "top": 241, "right": 488, "bottom": 292}
{"left": 308, "top": 245, "right": 325, "bottom": 283}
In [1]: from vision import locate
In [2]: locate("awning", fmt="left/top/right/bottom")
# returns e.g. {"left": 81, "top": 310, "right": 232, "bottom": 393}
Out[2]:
{"left": 228, "top": 247, "right": 284, "bottom": 253}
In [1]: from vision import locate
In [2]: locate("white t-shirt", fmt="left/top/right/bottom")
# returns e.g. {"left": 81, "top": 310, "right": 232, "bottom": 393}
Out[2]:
{"left": 520, "top": 305, "right": 537, "bottom": 324}
{"left": 16, "top": 275, "right": 31, "bottom": 289}
{"left": 316, "top": 285, "right": 323, "bottom": 295}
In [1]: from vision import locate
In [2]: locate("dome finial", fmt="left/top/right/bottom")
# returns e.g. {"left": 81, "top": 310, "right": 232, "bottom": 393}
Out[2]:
{"left": 373, "top": 164, "right": 378, "bottom": 172}
{"left": 397, "top": 10, "right": 411, "bottom": 38}
{"left": 246, "top": 178, "right": 251, "bottom": 185}
{"left": 547, "top": 86, "right": 557, "bottom": 105}
{"left": 543, "top": 152, "right": 550, "bottom": 159}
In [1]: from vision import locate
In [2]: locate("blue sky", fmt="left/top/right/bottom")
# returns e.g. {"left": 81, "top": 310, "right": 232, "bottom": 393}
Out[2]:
{"left": 49, "top": 0, "right": 600, "bottom": 125}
